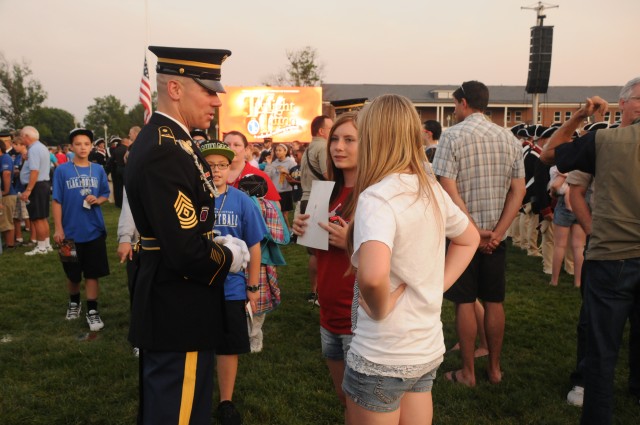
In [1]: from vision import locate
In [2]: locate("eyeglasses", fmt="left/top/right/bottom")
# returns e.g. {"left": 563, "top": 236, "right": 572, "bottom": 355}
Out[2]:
{"left": 208, "top": 163, "right": 230, "bottom": 170}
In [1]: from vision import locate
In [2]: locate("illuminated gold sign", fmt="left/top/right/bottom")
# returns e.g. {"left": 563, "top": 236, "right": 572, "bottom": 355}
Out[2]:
{"left": 219, "top": 87, "right": 323, "bottom": 143}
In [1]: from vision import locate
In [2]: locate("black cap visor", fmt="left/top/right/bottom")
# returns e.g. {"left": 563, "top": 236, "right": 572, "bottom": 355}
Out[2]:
{"left": 194, "top": 78, "right": 225, "bottom": 94}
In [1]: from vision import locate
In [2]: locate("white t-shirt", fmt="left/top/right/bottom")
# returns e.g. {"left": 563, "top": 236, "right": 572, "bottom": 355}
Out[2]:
{"left": 350, "top": 173, "right": 468, "bottom": 367}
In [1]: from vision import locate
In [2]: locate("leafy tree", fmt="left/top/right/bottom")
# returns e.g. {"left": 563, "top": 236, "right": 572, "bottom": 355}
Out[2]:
{"left": 127, "top": 91, "right": 157, "bottom": 128}
{"left": 286, "top": 46, "right": 324, "bottom": 86}
{"left": 84, "top": 95, "right": 129, "bottom": 138}
{"left": 263, "top": 46, "right": 324, "bottom": 87}
{"left": 0, "top": 54, "right": 47, "bottom": 129}
{"left": 30, "top": 107, "right": 76, "bottom": 146}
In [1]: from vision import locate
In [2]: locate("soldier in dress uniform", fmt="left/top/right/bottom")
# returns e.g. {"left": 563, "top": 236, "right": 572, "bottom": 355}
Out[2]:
{"left": 125, "top": 45, "right": 249, "bottom": 425}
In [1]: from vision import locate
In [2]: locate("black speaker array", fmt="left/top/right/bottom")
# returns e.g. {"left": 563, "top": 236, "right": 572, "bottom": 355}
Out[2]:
{"left": 526, "top": 26, "right": 553, "bottom": 94}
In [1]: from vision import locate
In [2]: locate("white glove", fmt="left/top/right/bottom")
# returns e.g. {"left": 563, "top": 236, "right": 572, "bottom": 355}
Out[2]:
{"left": 214, "top": 235, "right": 250, "bottom": 273}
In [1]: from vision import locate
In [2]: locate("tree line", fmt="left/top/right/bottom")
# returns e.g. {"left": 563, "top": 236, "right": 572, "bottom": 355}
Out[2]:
{"left": 1, "top": 46, "right": 323, "bottom": 145}
{"left": 0, "top": 53, "right": 156, "bottom": 146}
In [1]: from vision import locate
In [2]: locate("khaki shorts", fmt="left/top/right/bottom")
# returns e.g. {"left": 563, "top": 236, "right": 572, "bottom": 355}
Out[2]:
{"left": 0, "top": 195, "right": 17, "bottom": 232}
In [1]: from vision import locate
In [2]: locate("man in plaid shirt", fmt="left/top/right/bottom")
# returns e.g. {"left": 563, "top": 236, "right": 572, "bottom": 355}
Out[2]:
{"left": 432, "top": 80, "right": 525, "bottom": 387}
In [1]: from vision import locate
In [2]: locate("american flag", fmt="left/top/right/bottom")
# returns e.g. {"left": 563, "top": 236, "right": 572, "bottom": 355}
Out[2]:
{"left": 139, "top": 56, "right": 152, "bottom": 124}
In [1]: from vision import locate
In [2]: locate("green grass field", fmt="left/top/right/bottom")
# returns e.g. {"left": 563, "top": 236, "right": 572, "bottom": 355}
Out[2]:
{"left": 0, "top": 203, "right": 636, "bottom": 424}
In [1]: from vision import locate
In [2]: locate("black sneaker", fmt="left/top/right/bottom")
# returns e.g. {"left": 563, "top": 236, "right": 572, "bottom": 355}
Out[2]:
{"left": 307, "top": 292, "right": 318, "bottom": 303}
{"left": 216, "top": 400, "right": 242, "bottom": 425}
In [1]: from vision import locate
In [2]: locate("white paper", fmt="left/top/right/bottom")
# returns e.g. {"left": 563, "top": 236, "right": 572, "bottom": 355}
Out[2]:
{"left": 246, "top": 301, "right": 254, "bottom": 323}
{"left": 297, "top": 180, "right": 335, "bottom": 250}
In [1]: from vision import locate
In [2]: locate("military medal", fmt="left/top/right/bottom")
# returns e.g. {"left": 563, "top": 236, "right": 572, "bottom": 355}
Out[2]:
{"left": 200, "top": 206, "right": 209, "bottom": 222}
{"left": 177, "top": 138, "right": 220, "bottom": 198}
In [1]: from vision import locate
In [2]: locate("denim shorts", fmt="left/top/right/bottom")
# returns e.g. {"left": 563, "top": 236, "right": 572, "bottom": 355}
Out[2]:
{"left": 320, "top": 326, "right": 352, "bottom": 361}
{"left": 553, "top": 195, "right": 577, "bottom": 227}
{"left": 342, "top": 364, "right": 438, "bottom": 412}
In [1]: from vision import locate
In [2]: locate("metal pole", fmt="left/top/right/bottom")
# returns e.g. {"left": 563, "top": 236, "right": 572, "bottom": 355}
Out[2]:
{"left": 532, "top": 93, "right": 539, "bottom": 124}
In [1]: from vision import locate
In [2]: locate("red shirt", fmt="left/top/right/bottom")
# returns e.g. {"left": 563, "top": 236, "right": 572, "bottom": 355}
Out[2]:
{"left": 316, "top": 186, "right": 354, "bottom": 334}
{"left": 230, "top": 162, "right": 281, "bottom": 202}
{"left": 55, "top": 152, "right": 68, "bottom": 164}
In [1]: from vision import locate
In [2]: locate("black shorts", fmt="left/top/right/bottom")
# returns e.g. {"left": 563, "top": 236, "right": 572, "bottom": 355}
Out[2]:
{"left": 62, "top": 235, "right": 110, "bottom": 283}
{"left": 216, "top": 300, "right": 250, "bottom": 355}
{"left": 26, "top": 181, "right": 50, "bottom": 219}
{"left": 444, "top": 241, "right": 507, "bottom": 303}
{"left": 279, "top": 190, "right": 294, "bottom": 213}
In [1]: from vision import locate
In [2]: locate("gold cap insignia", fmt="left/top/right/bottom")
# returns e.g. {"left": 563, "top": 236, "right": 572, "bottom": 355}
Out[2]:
{"left": 174, "top": 191, "right": 197, "bottom": 229}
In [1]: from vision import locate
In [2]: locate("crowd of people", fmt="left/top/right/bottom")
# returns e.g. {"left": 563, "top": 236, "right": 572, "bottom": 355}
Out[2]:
{"left": 1, "top": 45, "right": 638, "bottom": 425}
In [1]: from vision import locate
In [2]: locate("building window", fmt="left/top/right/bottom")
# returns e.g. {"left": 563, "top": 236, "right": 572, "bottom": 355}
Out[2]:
{"left": 515, "top": 111, "right": 522, "bottom": 122}
{"left": 565, "top": 111, "right": 572, "bottom": 120}
{"left": 554, "top": 111, "right": 561, "bottom": 122}
{"left": 615, "top": 111, "right": 621, "bottom": 121}
{"left": 604, "top": 112, "right": 611, "bottom": 122}
{"left": 537, "top": 111, "right": 542, "bottom": 123}
{"left": 506, "top": 111, "right": 512, "bottom": 122}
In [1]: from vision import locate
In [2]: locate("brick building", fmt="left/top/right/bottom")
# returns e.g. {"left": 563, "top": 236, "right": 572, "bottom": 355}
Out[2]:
{"left": 322, "top": 84, "right": 622, "bottom": 128}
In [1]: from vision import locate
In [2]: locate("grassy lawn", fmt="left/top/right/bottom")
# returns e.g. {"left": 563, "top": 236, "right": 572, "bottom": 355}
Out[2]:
{"left": 0, "top": 203, "right": 636, "bottom": 424}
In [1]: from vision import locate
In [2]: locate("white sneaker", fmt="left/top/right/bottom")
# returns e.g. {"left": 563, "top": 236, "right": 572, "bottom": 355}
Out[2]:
{"left": 133, "top": 347, "right": 140, "bottom": 357}
{"left": 567, "top": 385, "right": 584, "bottom": 406}
{"left": 46, "top": 245, "right": 54, "bottom": 252}
{"left": 25, "top": 247, "right": 47, "bottom": 256}
{"left": 66, "top": 302, "right": 82, "bottom": 320}
{"left": 86, "top": 310, "right": 104, "bottom": 331}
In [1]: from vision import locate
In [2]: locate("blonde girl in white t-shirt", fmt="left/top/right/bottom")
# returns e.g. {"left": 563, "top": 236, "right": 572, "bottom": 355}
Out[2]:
{"left": 343, "top": 94, "right": 479, "bottom": 425}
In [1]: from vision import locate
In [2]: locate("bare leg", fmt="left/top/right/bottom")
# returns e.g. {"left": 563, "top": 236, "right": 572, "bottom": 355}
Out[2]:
{"left": 308, "top": 254, "right": 317, "bottom": 294}
{"left": 67, "top": 280, "right": 80, "bottom": 297}
{"left": 551, "top": 225, "right": 570, "bottom": 285}
{"left": 346, "top": 397, "right": 400, "bottom": 425}
{"left": 85, "top": 278, "right": 99, "bottom": 301}
{"left": 13, "top": 219, "right": 23, "bottom": 241}
{"left": 452, "top": 302, "right": 476, "bottom": 386}
{"left": 570, "top": 224, "right": 586, "bottom": 288}
{"left": 474, "top": 300, "right": 489, "bottom": 357}
{"left": 327, "top": 359, "right": 350, "bottom": 424}
{"left": 34, "top": 218, "right": 48, "bottom": 243}
{"left": 484, "top": 301, "right": 505, "bottom": 384}
{"left": 399, "top": 391, "right": 433, "bottom": 425}
{"left": 216, "top": 354, "right": 239, "bottom": 402}
{"left": 327, "top": 359, "right": 347, "bottom": 406}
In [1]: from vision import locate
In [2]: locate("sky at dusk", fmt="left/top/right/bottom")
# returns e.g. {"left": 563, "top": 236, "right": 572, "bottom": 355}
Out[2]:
{"left": 2, "top": 0, "right": 639, "bottom": 123}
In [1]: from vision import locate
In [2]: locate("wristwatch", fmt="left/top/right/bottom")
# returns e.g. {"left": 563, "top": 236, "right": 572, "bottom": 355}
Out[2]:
{"left": 246, "top": 284, "right": 260, "bottom": 293}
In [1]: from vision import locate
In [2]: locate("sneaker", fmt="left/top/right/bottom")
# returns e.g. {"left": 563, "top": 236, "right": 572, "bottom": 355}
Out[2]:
{"left": 46, "top": 245, "right": 54, "bottom": 253}
{"left": 567, "top": 385, "right": 584, "bottom": 406}
{"left": 86, "top": 310, "right": 104, "bottom": 331}
{"left": 216, "top": 400, "right": 242, "bottom": 425}
{"left": 133, "top": 347, "right": 140, "bottom": 357}
{"left": 306, "top": 292, "right": 317, "bottom": 303}
{"left": 66, "top": 302, "right": 82, "bottom": 320}
{"left": 25, "top": 247, "right": 47, "bottom": 256}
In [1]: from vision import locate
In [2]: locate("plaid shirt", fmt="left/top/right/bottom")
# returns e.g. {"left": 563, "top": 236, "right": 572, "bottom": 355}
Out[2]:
{"left": 432, "top": 113, "right": 524, "bottom": 230}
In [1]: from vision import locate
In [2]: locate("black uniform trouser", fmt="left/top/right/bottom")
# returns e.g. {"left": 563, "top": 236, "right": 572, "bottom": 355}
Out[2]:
{"left": 113, "top": 166, "right": 125, "bottom": 208}
{"left": 139, "top": 349, "right": 215, "bottom": 425}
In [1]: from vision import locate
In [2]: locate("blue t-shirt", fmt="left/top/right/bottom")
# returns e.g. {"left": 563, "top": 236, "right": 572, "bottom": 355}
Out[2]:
{"left": 25, "top": 141, "right": 51, "bottom": 182}
{"left": 213, "top": 186, "right": 267, "bottom": 300}
{"left": 12, "top": 154, "right": 25, "bottom": 192}
{"left": 52, "top": 162, "right": 110, "bottom": 243}
{"left": 1, "top": 154, "right": 16, "bottom": 195}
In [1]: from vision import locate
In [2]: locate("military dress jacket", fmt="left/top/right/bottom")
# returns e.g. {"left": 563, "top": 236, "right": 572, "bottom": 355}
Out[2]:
{"left": 124, "top": 112, "right": 232, "bottom": 351}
